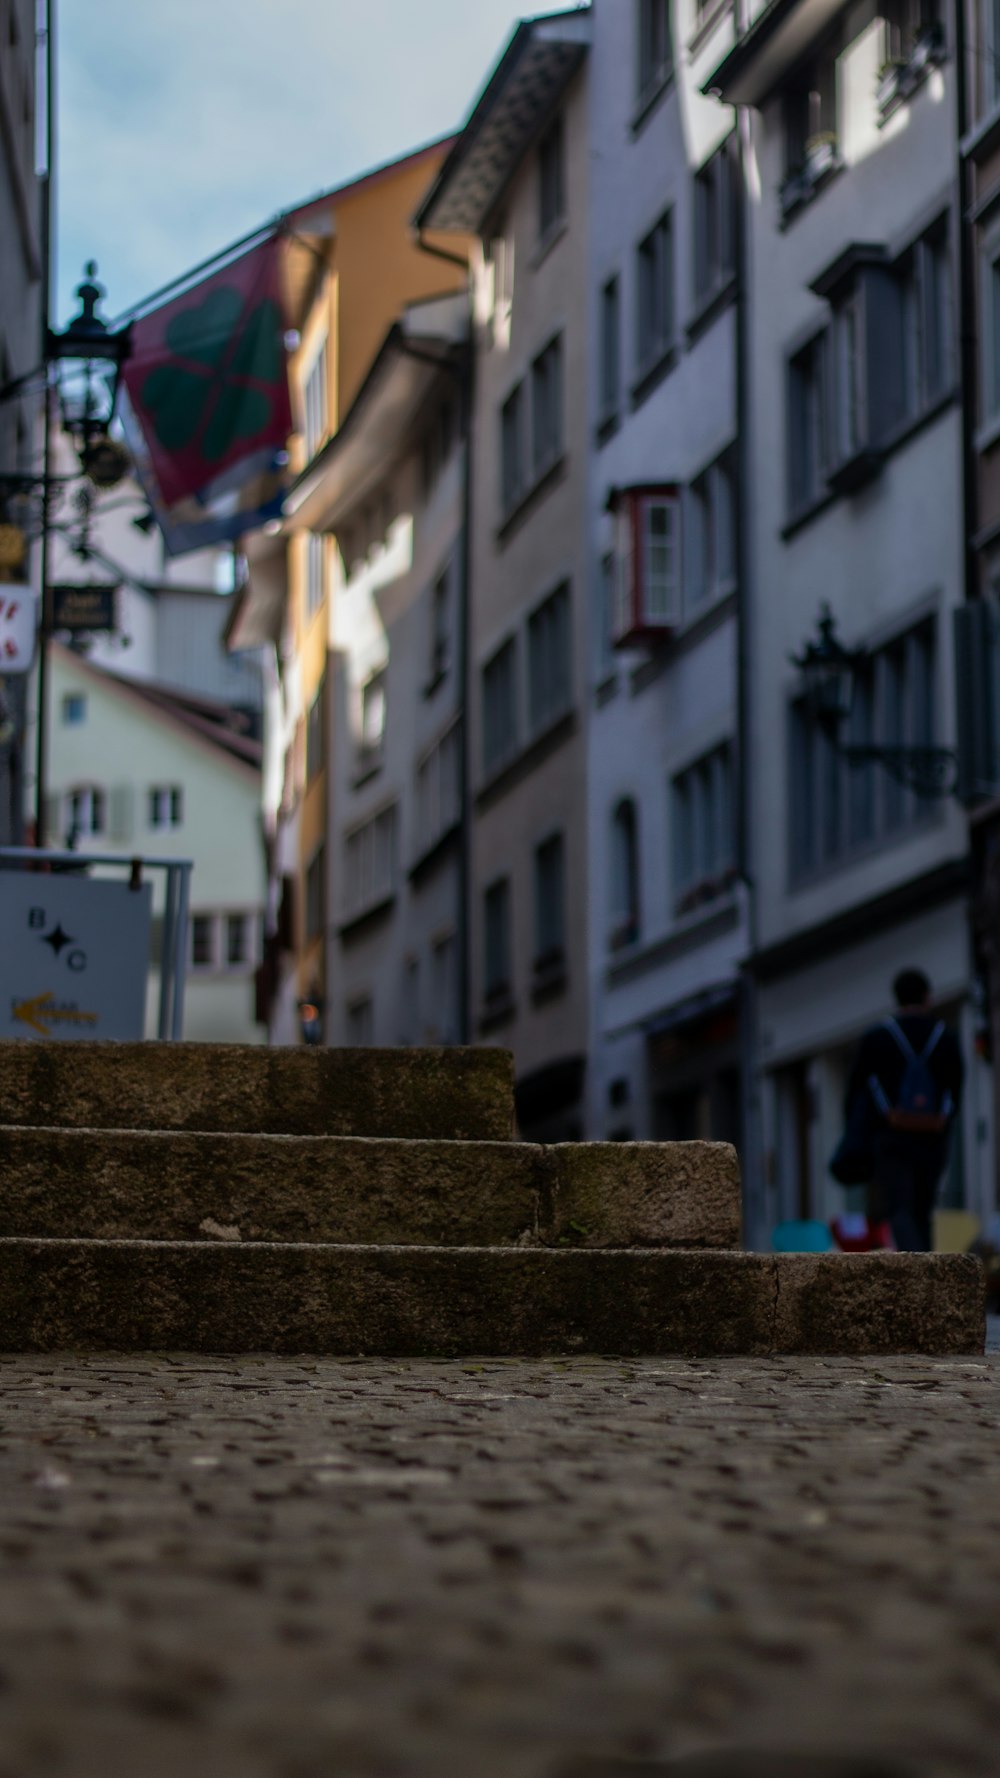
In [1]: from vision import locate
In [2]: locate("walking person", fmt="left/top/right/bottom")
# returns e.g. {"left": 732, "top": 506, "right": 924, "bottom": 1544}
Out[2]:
{"left": 844, "top": 968, "right": 964, "bottom": 1252}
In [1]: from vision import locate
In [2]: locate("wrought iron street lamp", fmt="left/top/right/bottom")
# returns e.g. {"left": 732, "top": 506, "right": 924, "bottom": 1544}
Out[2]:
{"left": 791, "top": 604, "right": 958, "bottom": 798}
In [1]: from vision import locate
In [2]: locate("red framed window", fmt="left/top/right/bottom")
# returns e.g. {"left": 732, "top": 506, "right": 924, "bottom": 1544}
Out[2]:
{"left": 609, "top": 485, "right": 680, "bottom": 646}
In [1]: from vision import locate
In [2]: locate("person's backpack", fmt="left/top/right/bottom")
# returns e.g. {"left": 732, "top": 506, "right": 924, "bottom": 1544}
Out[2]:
{"left": 869, "top": 1017, "right": 953, "bottom": 1134}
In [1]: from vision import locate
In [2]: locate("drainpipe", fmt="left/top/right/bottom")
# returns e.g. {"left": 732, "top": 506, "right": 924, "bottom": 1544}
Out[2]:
{"left": 413, "top": 229, "right": 475, "bottom": 1044}
{"left": 953, "top": 0, "right": 998, "bottom": 1207}
{"left": 734, "top": 107, "right": 764, "bottom": 1251}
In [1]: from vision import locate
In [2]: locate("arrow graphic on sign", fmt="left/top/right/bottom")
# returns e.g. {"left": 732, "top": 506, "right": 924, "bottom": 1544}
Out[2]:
{"left": 13, "top": 992, "right": 98, "bottom": 1036}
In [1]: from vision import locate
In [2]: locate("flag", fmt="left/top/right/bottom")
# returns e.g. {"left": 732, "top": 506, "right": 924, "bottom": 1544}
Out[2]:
{"left": 121, "top": 236, "right": 292, "bottom": 520}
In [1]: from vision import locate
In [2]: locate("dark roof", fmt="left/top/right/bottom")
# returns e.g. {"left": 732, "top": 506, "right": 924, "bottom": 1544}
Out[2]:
{"left": 414, "top": 11, "right": 591, "bottom": 235}
{"left": 98, "top": 666, "right": 263, "bottom": 769}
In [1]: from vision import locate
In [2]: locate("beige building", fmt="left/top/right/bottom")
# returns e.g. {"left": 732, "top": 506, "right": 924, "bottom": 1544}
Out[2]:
{"left": 415, "top": 11, "right": 592, "bottom": 1138}
{"left": 47, "top": 643, "right": 265, "bottom": 1042}
{"left": 226, "top": 140, "right": 468, "bottom": 1046}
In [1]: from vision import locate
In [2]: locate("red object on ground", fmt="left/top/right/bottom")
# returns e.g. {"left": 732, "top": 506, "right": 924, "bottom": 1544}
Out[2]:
{"left": 830, "top": 1215, "right": 895, "bottom": 1252}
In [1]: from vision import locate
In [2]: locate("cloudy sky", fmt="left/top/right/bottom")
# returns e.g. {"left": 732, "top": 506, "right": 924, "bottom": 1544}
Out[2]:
{"left": 56, "top": 1, "right": 578, "bottom": 326}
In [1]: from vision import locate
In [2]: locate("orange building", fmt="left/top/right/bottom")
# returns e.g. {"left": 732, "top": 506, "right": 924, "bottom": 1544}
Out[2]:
{"left": 228, "top": 138, "right": 470, "bottom": 1041}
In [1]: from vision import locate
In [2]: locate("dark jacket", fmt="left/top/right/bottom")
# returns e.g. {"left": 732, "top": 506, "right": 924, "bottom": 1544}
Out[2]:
{"left": 845, "top": 1011, "right": 964, "bottom": 1129}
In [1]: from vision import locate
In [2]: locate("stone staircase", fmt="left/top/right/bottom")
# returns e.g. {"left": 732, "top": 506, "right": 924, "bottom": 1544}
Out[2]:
{"left": 0, "top": 1042, "right": 984, "bottom": 1355}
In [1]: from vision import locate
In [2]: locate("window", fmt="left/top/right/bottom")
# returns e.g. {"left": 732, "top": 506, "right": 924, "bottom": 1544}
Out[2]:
{"left": 595, "top": 552, "right": 617, "bottom": 682}
{"left": 360, "top": 670, "right": 386, "bottom": 765}
{"left": 789, "top": 620, "right": 937, "bottom": 878}
{"left": 538, "top": 115, "right": 565, "bottom": 240}
{"left": 225, "top": 912, "right": 250, "bottom": 968}
{"left": 534, "top": 832, "right": 566, "bottom": 968}
{"left": 610, "top": 486, "right": 682, "bottom": 645}
{"left": 484, "top": 877, "right": 512, "bottom": 1002}
{"left": 671, "top": 745, "right": 735, "bottom": 914}
{"left": 303, "top": 340, "right": 328, "bottom": 460}
{"left": 687, "top": 453, "right": 736, "bottom": 610}
{"left": 501, "top": 382, "right": 526, "bottom": 515}
{"left": 482, "top": 637, "right": 518, "bottom": 776}
{"left": 881, "top": 0, "right": 943, "bottom": 67}
{"left": 531, "top": 335, "right": 563, "bottom": 478}
{"left": 788, "top": 333, "right": 828, "bottom": 512}
{"left": 431, "top": 933, "right": 458, "bottom": 1043}
{"left": 983, "top": 0, "right": 1000, "bottom": 111}
{"left": 415, "top": 722, "right": 461, "bottom": 854}
{"left": 599, "top": 276, "right": 621, "bottom": 423}
{"left": 637, "top": 0, "right": 672, "bottom": 104}
{"left": 148, "top": 785, "right": 183, "bottom": 829}
{"left": 61, "top": 693, "right": 86, "bottom": 725}
{"left": 306, "top": 680, "right": 325, "bottom": 781}
{"left": 305, "top": 844, "right": 325, "bottom": 942}
{"left": 610, "top": 799, "right": 640, "bottom": 949}
{"left": 344, "top": 805, "right": 397, "bottom": 920}
{"left": 429, "top": 567, "right": 450, "bottom": 681}
{"left": 527, "top": 582, "right": 572, "bottom": 735}
{"left": 306, "top": 534, "right": 325, "bottom": 618}
{"left": 637, "top": 211, "right": 674, "bottom": 376}
{"left": 783, "top": 38, "right": 839, "bottom": 177}
{"left": 190, "top": 913, "right": 215, "bottom": 970}
{"left": 791, "top": 221, "right": 951, "bottom": 515}
{"left": 693, "top": 138, "right": 736, "bottom": 307}
{"left": 66, "top": 784, "right": 105, "bottom": 837}
{"left": 898, "top": 222, "right": 950, "bottom": 414}
{"left": 346, "top": 996, "right": 374, "bottom": 1046}
{"left": 984, "top": 227, "right": 1000, "bottom": 427}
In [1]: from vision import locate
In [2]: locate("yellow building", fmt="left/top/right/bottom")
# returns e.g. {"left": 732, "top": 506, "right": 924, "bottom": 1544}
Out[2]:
{"left": 228, "top": 139, "right": 470, "bottom": 1041}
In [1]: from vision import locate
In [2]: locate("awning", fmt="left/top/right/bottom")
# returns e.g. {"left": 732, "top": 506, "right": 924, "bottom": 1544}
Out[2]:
{"left": 284, "top": 295, "right": 468, "bottom": 535}
{"left": 224, "top": 545, "right": 287, "bottom": 651}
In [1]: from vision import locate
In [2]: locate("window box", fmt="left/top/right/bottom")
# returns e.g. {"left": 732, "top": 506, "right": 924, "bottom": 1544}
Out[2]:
{"left": 826, "top": 444, "right": 883, "bottom": 495}
{"left": 607, "top": 484, "right": 681, "bottom": 647}
{"left": 779, "top": 134, "right": 842, "bottom": 224}
{"left": 877, "top": 23, "right": 946, "bottom": 121}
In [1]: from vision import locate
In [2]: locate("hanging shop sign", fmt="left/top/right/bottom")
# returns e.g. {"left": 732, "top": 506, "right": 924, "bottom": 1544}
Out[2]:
{"left": 0, "top": 588, "right": 38, "bottom": 672}
{"left": 0, "top": 872, "right": 152, "bottom": 1041}
{"left": 0, "top": 524, "right": 27, "bottom": 571}
{"left": 51, "top": 581, "right": 119, "bottom": 634}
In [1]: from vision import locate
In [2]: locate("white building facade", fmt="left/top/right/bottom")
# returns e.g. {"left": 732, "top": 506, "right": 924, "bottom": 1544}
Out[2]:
{"left": 416, "top": 11, "right": 593, "bottom": 1140}
{"left": 586, "top": 0, "right": 745, "bottom": 1147}
{"left": 706, "top": 0, "right": 993, "bottom": 1241}
{"left": 47, "top": 642, "right": 266, "bottom": 1043}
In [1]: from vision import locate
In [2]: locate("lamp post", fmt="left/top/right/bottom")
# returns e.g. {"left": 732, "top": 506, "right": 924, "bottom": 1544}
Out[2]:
{"left": 790, "top": 603, "right": 958, "bottom": 798}
{"left": 32, "top": 264, "right": 131, "bottom": 846}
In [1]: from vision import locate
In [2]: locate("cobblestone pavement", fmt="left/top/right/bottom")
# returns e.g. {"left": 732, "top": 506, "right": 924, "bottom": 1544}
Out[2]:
{"left": 0, "top": 1354, "right": 999, "bottom": 1778}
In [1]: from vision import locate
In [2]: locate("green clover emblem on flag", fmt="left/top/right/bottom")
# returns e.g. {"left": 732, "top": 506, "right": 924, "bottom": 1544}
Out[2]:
{"left": 140, "top": 286, "right": 284, "bottom": 466}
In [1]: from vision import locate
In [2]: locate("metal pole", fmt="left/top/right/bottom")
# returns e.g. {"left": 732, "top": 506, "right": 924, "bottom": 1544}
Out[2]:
{"left": 171, "top": 862, "right": 191, "bottom": 1040}
{"left": 33, "top": 0, "right": 55, "bottom": 848}
{"left": 158, "top": 864, "right": 177, "bottom": 1039}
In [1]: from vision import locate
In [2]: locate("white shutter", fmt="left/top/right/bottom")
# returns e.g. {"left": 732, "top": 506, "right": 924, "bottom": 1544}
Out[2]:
{"left": 109, "top": 784, "right": 134, "bottom": 842}
{"left": 44, "top": 793, "right": 62, "bottom": 846}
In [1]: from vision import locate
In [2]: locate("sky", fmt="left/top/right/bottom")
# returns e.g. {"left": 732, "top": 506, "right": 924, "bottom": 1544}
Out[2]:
{"left": 56, "top": 1, "right": 579, "bottom": 328}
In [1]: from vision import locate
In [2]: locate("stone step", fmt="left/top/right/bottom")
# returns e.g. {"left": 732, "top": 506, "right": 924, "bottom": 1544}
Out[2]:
{"left": 0, "top": 1242, "right": 981, "bottom": 1355}
{"left": 0, "top": 1128, "right": 740, "bottom": 1249}
{"left": 0, "top": 1042, "right": 515, "bottom": 1140}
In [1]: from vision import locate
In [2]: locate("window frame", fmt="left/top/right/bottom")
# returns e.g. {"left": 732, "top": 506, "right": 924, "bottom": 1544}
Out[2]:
{"left": 636, "top": 209, "right": 675, "bottom": 379}
{"left": 537, "top": 114, "right": 566, "bottom": 242}
{"left": 609, "top": 485, "right": 682, "bottom": 646}
{"left": 636, "top": 0, "right": 673, "bottom": 108}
